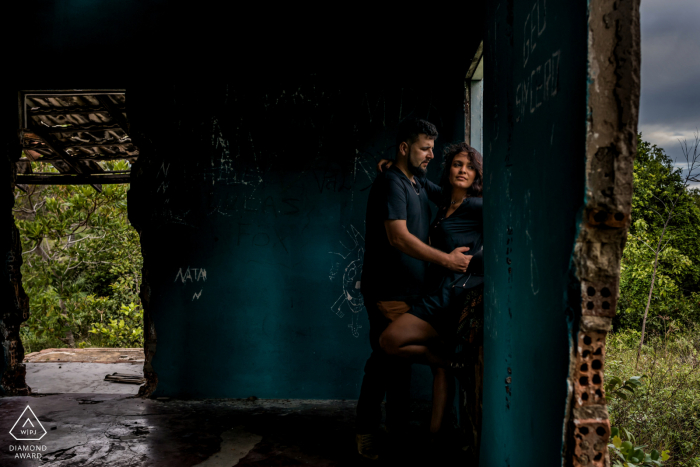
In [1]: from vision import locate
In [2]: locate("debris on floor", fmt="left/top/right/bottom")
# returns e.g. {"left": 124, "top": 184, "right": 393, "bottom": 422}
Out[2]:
{"left": 23, "top": 347, "right": 145, "bottom": 363}
{"left": 26, "top": 362, "right": 143, "bottom": 394}
{"left": 104, "top": 373, "right": 147, "bottom": 385}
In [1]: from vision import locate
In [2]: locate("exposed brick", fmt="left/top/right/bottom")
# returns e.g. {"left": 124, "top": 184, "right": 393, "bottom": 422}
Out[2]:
{"left": 574, "top": 331, "right": 607, "bottom": 406}
{"left": 573, "top": 417, "right": 610, "bottom": 467}
{"left": 581, "top": 279, "right": 618, "bottom": 318}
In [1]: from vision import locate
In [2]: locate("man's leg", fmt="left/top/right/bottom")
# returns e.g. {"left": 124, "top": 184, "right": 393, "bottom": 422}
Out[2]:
{"left": 375, "top": 301, "right": 413, "bottom": 433}
{"left": 356, "top": 301, "right": 390, "bottom": 434}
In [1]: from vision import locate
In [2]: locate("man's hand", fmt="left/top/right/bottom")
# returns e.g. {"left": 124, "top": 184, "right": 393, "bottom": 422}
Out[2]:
{"left": 385, "top": 220, "right": 473, "bottom": 271}
{"left": 445, "top": 246, "right": 472, "bottom": 272}
{"left": 376, "top": 159, "right": 394, "bottom": 172}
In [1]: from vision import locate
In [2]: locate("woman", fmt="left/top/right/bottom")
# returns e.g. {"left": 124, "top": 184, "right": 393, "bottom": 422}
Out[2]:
{"left": 379, "top": 141, "right": 484, "bottom": 437}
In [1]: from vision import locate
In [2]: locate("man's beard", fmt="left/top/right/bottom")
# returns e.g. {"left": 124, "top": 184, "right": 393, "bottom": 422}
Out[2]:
{"left": 407, "top": 149, "right": 427, "bottom": 177}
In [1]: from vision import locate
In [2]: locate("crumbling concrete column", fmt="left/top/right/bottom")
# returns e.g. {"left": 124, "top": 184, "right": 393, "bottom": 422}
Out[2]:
{"left": 1, "top": 96, "right": 31, "bottom": 396}
{"left": 481, "top": 0, "right": 639, "bottom": 464}
{"left": 566, "top": 1, "right": 641, "bottom": 465}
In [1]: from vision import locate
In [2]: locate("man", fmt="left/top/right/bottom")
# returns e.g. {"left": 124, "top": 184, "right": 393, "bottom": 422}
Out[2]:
{"left": 356, "top": 119, "right": 471, "bottom": 459}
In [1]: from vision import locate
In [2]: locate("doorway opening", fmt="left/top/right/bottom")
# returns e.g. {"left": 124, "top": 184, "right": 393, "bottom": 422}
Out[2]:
{"left": 465, "top": 41, "right": 484, "bottom": 152}
{"left": 11, "top": 90, "right": 146, "bottom": 395}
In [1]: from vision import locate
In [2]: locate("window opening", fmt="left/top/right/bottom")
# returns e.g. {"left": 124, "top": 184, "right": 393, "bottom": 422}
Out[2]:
{"left": 12, "top": 90, "right": 146, "bottom": 395}
{"left": 465, "top": 42, "right": 484, "bottom": 153}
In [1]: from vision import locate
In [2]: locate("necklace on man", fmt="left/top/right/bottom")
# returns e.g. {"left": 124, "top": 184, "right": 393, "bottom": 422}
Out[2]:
{"left": 411, "top": 182, "right": 420, "bottom": 195}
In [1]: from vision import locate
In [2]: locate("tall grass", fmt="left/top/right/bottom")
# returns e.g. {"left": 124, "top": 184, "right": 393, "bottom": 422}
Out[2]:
{"left": 607, "top": 325, "right": 700, "bottom": 466}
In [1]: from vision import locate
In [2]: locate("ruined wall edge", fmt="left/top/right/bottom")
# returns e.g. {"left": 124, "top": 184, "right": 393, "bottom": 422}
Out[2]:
{"left": 565, "top": 0, "right": 641, "bottom": 465}
{"left": 1, "top": 111, "right": 31, "bottom": 396}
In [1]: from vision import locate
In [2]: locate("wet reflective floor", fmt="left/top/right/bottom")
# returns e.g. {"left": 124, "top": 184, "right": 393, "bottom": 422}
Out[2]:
{"left": 0, "top": 395, "right": 471, "bottom": 466}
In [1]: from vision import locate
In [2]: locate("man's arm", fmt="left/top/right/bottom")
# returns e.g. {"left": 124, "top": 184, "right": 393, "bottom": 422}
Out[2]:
{"left": 385, "top": 219, "right": 471, "bottom": 272}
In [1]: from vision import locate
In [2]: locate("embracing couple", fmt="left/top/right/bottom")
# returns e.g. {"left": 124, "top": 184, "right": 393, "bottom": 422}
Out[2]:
{"left": 356, "top": 118, "right": 484, "bottom": 460}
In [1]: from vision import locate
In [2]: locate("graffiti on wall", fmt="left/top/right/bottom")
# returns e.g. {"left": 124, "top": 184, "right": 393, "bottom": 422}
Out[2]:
{"left": 174, "top": 267, "right": 207, "bottom": 301}
{"left": 515, "top": 0, "right": 561, "bottom": 124}
{"left": 329, "top": 225, "right": 365, "bottom": 338}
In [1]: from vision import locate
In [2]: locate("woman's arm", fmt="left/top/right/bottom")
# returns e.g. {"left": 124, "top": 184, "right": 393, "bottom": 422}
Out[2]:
{"left": 422, "top": 178, "right": 443, "bottom": 205}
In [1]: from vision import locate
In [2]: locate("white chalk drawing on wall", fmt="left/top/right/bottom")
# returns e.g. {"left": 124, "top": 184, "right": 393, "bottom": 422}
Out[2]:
{"left": 515, "top": 49, "right": 560, "bottom": 123}
{"left": 156, "top": 161, "right": 171, "bottom": 197}
{"left": 175, "top": 267, "right": 207, "bottom": 302}
{"left": 524, "top": 189, "right": 540, "bottom": 296}
{"left": 175, "top": 267, "right": 208, "bottom": 283}
{"left": 210, "top": 117, "right": 263, "bottom": 188}
{"left": 329, "top": 225, "right": 365, "bottom": 338}
{"left": 522, "top": 0, "right": 547, "bottom": 69}
{"left": 353, "top": 150, "right": 377, "bottom": 186}
{"left": 515, "top": 0, "right": 560, "bottom": 124}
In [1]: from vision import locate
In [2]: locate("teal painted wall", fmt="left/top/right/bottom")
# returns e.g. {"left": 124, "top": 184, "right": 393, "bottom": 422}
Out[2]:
{"left": 481, "top": 0, "right": 587, "bottom": 465}
{"left": 5, "top": 0, "right": 491, "bottom": 404}
{"left": 126, "top": 81, "right": 471, "bottom": 398}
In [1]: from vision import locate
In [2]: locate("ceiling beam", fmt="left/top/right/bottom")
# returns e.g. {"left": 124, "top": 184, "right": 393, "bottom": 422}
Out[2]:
{"left": 27, "top": 127, "right": 84, "bottom": 174}
{"left": 28, "top": 106, "right": 125, "bottom": 117}
{"left": 97, "top": 95, "right": 130, "bottom": 137}
{"left": 26, "top": 126, "right": 103, "bottom": 192}
{"left": 15, "top": 174, "right": 130, "bottom": 185}
{"left": 24, "top": 140, "right": 133, "bottom": 150}
{"left": 19, "top": 154, "right": 137, "bottom": 163}
{"left": 45, "top": 123, "right": 123, "bottom": 134}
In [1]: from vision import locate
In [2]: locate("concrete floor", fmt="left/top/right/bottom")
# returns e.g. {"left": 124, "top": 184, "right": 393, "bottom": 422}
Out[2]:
{"left": 7, "top": 362, "right": 471, "bottom": 465}
{"left": 0, "top": 395, "right": 471, "bottom": 466}
{"left": 25, "top": 363, "right": 143, "bottom": 394}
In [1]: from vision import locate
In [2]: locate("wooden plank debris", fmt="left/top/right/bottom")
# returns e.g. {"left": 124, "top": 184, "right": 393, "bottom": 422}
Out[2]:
{"left": 104, "top": 373, "right": 146, "bottom": 385}
{"left": 16, "top": 173, "right": 130, "bottom": 185}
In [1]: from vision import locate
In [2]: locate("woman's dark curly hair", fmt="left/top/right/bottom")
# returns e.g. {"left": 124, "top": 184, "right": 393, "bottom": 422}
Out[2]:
{"left": 439, "top": 142, "right": 483, "bottom": 199}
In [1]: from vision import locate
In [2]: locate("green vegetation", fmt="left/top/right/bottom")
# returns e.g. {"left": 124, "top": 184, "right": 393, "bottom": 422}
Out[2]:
{"left": 14, "top": 160, "right": 142, "bottom": 353}
{"left": 617, "top": 135, "right": 700, "bottom": 335}
{"left": 609, "top": 425, "right": 670, "bottom": 467}
{"left": 607, "top": 134, "right": 700, "bottom": 466}
{"left": 607, "top": 330, "right": 700, "bottom": 466}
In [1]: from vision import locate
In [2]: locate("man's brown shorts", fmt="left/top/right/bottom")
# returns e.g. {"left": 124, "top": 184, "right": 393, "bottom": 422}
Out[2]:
{"left": 375, "top": 300, "right": 411, "bottom": 322}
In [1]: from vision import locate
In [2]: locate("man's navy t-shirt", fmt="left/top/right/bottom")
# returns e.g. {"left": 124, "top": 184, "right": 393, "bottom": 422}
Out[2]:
{"left": 360, "top": 165, "right": 442, "bottom": 302}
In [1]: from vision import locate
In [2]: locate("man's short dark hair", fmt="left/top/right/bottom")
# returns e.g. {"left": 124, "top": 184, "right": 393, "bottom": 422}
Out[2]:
{"left": 396, "top": 118, "right": 438, "bottom": 147}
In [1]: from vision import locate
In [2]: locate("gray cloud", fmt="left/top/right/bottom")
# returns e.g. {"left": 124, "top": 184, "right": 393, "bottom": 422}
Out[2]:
{"left": 639, "top": 0, "right": 700, "bottom": 187}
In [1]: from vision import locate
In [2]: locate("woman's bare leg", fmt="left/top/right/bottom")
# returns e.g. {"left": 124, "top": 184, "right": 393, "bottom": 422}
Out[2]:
{"left": 430, "top": 366, "right": 453, "bottom": 433}
{"left": 379, "top": 313, "right": 450, "bottom": 367}
{"left": 380, "top": 314, "right": 457, "bottom": 435}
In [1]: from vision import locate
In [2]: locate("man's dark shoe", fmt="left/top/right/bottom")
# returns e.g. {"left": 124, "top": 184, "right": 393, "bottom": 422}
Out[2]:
{"left": 356, "top": 432, "right": 381, "bottom": 460}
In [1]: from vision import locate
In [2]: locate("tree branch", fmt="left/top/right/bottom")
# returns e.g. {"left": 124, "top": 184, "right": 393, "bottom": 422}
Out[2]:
{"left": 628, "top": 233, "right": 657, "bottom": 254}
{"left": 65, "top": 232, "right": 107, "bottom": 248}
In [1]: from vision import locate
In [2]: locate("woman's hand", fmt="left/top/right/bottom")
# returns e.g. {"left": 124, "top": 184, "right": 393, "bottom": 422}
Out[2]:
{"left": 376, "top": 159, "right": 393, "bottom": 172}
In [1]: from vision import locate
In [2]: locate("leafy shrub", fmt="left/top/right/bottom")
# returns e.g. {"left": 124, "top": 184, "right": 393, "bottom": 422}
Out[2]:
{"left": 607, "top": 328, "right": 700, "bottom": 466}
{"left": 609, "top": 425, "right": 670, "bottom": 467}
{"left": 14, "top": 160, "right": 143, "bottom": 350}
{"left": 89, "top": 302, "right": 143, "bottom": 347}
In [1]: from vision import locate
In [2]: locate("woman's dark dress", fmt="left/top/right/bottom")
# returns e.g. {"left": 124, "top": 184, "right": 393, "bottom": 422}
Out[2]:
{"left": 408, "top": 196, "right": 484, "bottom": 341}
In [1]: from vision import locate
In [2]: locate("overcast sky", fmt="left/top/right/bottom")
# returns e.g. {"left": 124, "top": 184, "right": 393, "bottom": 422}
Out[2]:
{"left": 640, "top": 0, "right": 700, "bottom": 188}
